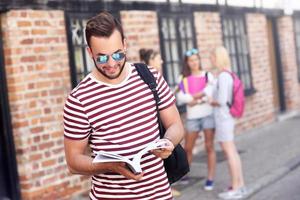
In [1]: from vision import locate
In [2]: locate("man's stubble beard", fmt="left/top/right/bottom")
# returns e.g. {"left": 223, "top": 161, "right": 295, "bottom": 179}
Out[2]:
{"left": 93, "top": 57, "right": 126, "bottom": 80}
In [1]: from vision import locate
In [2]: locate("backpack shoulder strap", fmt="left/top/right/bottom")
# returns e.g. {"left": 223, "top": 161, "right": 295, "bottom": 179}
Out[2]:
{"left": 222, "top": 70, "right": 235, "bottom": 107}
{"left": 134, "top": 63, "right": 164, "bottom": 138}
{"left": 134, "top": 63, "right": 160, "bottom": 104}
{"left": 182, "top": 77, "right": 189, "bottom": 94}
{"left": 205, "top": 71, "right": 208, "bottom": 83}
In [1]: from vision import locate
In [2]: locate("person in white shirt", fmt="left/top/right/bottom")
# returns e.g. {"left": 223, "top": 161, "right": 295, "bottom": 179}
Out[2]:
{"left": 209, "top": 46, "right": 246, "bottom": 199}
{"left": 177, "top": 48, "right": 216, "bottom": 190}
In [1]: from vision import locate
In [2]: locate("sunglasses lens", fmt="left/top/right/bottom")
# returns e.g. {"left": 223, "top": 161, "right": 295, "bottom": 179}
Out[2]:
{"left": 97, "top": 55, "right": 109, "bottom": 64}
{"left": 185, "top": 48, "right": 198, "bottom": 56}
{"left": 96, "top": 52, "right": 125, "bottom": 64}
{"left": 192, "top": 49, "right": 198, "bottom": 54}
{"left": 112, "top": 52, "right": 125, "bottom": 61}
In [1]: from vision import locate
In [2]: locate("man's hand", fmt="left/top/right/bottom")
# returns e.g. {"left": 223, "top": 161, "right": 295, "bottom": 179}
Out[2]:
{"left": 151, "top": 138, "right": 174, "bottom": 159}
{"left": 96, "top": 162, "right": 144, "bottom": 181}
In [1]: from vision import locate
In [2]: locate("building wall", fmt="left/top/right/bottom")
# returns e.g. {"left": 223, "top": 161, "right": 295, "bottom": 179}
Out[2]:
{"left": 277, "top": 16, "right": 300, "bottom": 111}
{"left": 120, "top": 11, "right": 160, "bottom": 63}
{"left": 1, "top": 10, "right": 89, "bottom": 200}
{"left": 1, "top": 7, "right": 300, "bottom": 200}
{"left": 193, "top": 12, "right": 223, "bottom": 70}
{"left": 242, "top": 13, "right": 276, "bottom": 131}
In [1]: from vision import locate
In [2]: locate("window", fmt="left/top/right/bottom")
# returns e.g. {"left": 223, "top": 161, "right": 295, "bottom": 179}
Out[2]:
{"left": 71, "top": 18, "right": 94, "bottom": 81}
{"left": 294, "top": 17, "right": 300, "bottom": 81}
{"left": 66, "top": 14, "right": 94, "bottom": 87}
{"left": 159, "top": 13, "right": 196, "bottom": 89}
{"left": 221, "top": 14, "right": 254, "bottom": 94}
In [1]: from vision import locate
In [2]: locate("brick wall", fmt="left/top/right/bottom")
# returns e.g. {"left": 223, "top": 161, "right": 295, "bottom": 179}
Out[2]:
{"left": 1, "top": 10, "right": 89, "bottom": 200}
{"left": 1, "top": 7, "right": 300, "bottom": 200}
{"left": 193, "top": 12, "right": 223, "bottom": 70}
{"left": 277, "top": 16, "right": 300, "bottom": 111}
{"left": 244, "top": 14, "right": 275, "bottom": 131}
{"left": 120, "top": 11, "right": 160, "bottom": 63}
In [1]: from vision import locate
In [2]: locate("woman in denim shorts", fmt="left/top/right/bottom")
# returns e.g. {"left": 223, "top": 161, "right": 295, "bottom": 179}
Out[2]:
{"left": 177, "top": 48, "right": 216, "bottom": 190}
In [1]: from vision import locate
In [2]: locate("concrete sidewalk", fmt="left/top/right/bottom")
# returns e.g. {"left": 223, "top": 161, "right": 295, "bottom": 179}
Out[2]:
{"left": 173, "top": 114, "right": 300, "bottom": 200}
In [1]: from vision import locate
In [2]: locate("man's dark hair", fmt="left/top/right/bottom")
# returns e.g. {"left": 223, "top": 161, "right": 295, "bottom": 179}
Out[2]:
{"left": 85, "top": 11, "right": 124, "bottom": 47}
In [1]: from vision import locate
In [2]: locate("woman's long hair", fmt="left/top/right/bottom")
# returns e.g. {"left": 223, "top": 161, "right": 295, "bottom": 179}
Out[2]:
{"left": 213, "top": 46, "right": 231, "bottom": 69}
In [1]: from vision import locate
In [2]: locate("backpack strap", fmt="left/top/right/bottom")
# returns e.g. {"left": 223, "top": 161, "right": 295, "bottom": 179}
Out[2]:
{"left": 134, "top": 63, "right": 160, "bottom": 104}
{"left": 134, "top": 63, "right": 164, "bottom": 138}
{"left": 182, "top": 77, "right": 189, "bottom": 94}
{"left": 222, "top": 70, "right": 235, "bottom": 108}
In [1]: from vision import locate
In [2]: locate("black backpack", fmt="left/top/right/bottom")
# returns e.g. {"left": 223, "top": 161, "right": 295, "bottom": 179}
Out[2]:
{"left": 134, "top": 63, "right": 190, "bottom": 184}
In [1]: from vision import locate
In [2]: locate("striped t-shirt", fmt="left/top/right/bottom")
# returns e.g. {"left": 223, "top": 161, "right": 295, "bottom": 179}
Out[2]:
{"left": 63, "top": 63, "right": 175, "bottom": 200}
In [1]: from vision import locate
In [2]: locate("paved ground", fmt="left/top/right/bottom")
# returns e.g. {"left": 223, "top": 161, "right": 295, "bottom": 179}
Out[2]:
{"left": 248, "top": 166, "right": 300, "bottom": 200}
{"left": 173, "top": 113, "right": 300, "bottom": 200}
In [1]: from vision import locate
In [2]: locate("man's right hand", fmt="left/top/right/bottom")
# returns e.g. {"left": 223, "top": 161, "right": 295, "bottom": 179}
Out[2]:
{"left": 97, "top": 162, "right": 144, "bottom": 181}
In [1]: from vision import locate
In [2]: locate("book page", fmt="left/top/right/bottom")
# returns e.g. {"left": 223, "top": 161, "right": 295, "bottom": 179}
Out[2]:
{"left": 92, "top": 140, "right": 167, "bottom": 174}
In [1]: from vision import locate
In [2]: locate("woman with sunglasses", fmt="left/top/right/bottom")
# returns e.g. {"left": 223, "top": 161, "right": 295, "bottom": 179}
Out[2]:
{"left": 177, "top": 48, "right": 216, "bottom": 191}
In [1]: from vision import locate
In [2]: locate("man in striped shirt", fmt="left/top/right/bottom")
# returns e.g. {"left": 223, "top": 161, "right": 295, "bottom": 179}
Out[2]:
{"left": 63, "top": 11, "right": 185, "bottom": 200}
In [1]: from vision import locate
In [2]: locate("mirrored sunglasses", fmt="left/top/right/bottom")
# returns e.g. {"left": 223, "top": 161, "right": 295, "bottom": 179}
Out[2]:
{"left": 96, "top": 52, "right": 126, "bottom": 64}
{"left": 185, "top": 48, "right": 198, "bottom": 57}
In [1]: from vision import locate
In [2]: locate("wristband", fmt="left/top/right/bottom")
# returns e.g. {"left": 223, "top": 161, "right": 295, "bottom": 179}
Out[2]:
{"left": 163, "top": 136, "right": 175, "bottom": 146}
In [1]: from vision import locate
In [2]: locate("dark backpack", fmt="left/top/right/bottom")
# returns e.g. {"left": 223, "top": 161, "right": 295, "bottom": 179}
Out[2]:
{"left": 134, "top": 63, "right": 190, "bottom": 184}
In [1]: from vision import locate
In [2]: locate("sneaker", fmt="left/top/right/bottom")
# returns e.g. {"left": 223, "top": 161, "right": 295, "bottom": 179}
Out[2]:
{"left": 203, "top": 180, "right": 214, "bottom": 191}
{"left": 239, "top": 187, "right": 248, "bottom": 197}
{"left": 218, "top": 189, "right": 243, "bottom": 200}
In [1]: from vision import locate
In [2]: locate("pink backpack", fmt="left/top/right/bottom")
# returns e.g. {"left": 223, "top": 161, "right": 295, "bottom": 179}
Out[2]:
{"left": 225, "top": 71, "right": 245, "bottom": 118}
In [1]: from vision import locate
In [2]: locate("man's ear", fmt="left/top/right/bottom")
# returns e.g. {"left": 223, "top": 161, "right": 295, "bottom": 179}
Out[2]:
{"left": 123, "top": 38, "right": 127, "bottom": 52}
{"left": 87, "top": 46, "right": 93, "bottom": 58}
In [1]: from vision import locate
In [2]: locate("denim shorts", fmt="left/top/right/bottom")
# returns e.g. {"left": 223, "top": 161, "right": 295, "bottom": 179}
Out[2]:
{"left": 185, "top": 114, "right": 215, "bottom": 133}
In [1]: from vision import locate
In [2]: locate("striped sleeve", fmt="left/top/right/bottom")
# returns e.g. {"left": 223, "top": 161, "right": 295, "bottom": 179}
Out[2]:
{"left": 63, "top": 94, "right": 91, "bottom": 139}
{"left": 156, "top": 71, "right": 176, "bottom": 110}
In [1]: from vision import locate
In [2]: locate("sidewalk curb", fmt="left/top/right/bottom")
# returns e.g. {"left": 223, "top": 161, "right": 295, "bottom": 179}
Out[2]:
{"left": 244, "top": 155, "right": 300, "bottom": 199}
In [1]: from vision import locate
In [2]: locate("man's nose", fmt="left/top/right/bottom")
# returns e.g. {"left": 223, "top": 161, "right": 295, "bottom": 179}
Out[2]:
{"left": 107, "top": 55, "right": 117, "bottom": 66}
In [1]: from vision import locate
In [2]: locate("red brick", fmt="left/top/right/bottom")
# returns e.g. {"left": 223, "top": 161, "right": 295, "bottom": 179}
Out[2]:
{"left": 42, "top": 159, "right": 56, "bottom": 167}
{"left": 17, "top": 21, "right": 32, "bottom": 27}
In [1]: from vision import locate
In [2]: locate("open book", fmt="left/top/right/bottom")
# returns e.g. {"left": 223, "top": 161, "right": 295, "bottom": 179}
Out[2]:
{"left": 93, "top": 140, "right": 167, "bottom": 174}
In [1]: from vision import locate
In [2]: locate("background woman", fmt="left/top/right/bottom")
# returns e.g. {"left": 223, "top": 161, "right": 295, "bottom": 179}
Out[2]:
{"left": 139, "top": 48, "right": 163, "bottom": 72}
{"left": 177, "top": 48, "right": 216, "bottom": 191}
{"left": 209, "top": 46, "right": 246, "bottom": 199}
